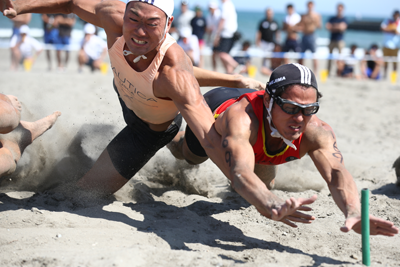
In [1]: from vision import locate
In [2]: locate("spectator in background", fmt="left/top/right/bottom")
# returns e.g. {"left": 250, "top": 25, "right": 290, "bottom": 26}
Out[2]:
{"left": 78, "top": 23, "right": 107, "bottom": 73}
{"left": 380, "top": 10, "right": 400, "bottom": 79}
{"left": 214, "top": 0, "right": 238, "bottom": 74}
{"left": 261, "top": 43, "right": 284, "bottom": 76}
{"left": 361, "top": 44, "right": 383, "bottom": 80}
{"left": 175, "top": 0, "right": 195, "bottom": 34}
{"left": 178, "top": 28, "right": 200, "bottom": 67}
{"left": 206, "top": 1, "right": 221, "bottom": 71}
{"left": 42, "top": 14, "right": 59, "bottom": 71}
{"left": 282, "top": 4, "right": 301, "bottom": 64}
{"left": 9, "top": 25, "right": 43, "bottom": 71}
{"left": 168, "top": 20, "right": 179, "bottom": 40}
{"left": 190, "top": 6, "right": 207, "bottom": 68}
{"left": 233, "top": 40, "right": 251, "bottom": 75}
{"left": 297, "top": 1, "right": 321, "bottom": 73}
{"left": 9, "top": 13, "right": 31, "bottom": 70}
{"left": 325, "top": 3, "right": 347, "bottom": 76}
{"left": 256, "top": 8, "right": 280, "bottom": 73}
{"left": 336, "top": 44, "right": 358, "bottom": 78}
{"left": 55, "top": 14, "right": 76, "bottom": 71}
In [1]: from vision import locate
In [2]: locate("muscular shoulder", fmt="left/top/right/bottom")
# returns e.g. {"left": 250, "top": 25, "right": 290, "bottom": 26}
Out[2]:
{"left": 216, "top": 97, "right": 258, "bottom": 143}
{"left": 96, "top": 0, "right": 125, "bottom": 44}
{"left": 155, "top": 43, "right": 196, "bottom": 99}
{"left": 301, "top": 116, "right": 336, "bottom": 154}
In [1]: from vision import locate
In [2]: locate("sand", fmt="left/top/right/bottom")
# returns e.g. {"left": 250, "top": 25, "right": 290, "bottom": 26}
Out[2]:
{"left": 0, "top": 48, "right": 399, "bottom": 267}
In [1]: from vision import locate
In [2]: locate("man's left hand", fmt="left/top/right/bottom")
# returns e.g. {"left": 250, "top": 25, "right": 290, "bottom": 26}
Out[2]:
{"left": 341, "top": 215, "right": 399, "bottom": 236}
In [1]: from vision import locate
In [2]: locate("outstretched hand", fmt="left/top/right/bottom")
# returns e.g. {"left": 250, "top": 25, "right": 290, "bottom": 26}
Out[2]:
{"left": 1, "top": 0, "right": 17, "bottom": 18}
{"left": 234, "top": 75, "right": 266, "bottom": 91}
{"left": 268, "top": 194, "right": 318, "bottom": 228}
{"left": 341, "top": 215, "right": 399, "bottom": 237}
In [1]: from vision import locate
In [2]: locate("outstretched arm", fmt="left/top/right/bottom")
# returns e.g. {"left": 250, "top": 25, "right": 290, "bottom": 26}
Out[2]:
{"left": 215, "top": 103, "right": 316, "bottom": 227}
{"left": 193, "top": 67, "right": 266, "bottom": 91}
{"left": 307, "top": 120, "right": 398, "bottom": 236}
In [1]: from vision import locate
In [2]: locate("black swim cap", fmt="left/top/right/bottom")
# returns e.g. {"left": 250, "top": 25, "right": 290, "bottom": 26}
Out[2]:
{"left": 266, "top": 63, "right": 318, "bottom": 97}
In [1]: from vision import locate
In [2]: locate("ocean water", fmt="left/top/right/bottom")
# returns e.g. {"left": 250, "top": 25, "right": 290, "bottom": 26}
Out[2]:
{"left": 0, "top": 11, "right": 386, "bottom": 53}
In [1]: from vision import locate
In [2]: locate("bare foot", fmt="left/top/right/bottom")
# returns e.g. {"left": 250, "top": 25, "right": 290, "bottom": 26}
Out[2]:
{"left": 166, "top": 131, "right": 185, "bottom": 160}
{"left": 20, "top": 111, "right": 61, "bottom": 141}
{"left": 6, "top": 95, "right": 22, "bottom": 113}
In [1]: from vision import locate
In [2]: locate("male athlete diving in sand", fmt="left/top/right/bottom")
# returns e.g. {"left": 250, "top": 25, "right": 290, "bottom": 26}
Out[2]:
{"left": 168, "top": 64, "right": 399, "bottom": 236}
{"left": 1, "top": 0, "right": 264, "bottom": 196}
{"left": 0, "top": 94, "right": 60, "bottom": 178}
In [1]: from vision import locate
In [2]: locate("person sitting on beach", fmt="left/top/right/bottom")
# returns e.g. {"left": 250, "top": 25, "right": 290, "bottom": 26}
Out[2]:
{"left": 361, "top": 44, "right": 383, "bottom": 80}
{"left": 8, "top": 13, "right": 31, "bottom": 70}
{"left": 336, "top": 44, "right": 358, "bottom": 78}
{"left": 78, "top": 23, "right": 107, "bottom": 73}
{"left": 9, "top": 25, "right": 43, "bottom": 71}
{"left": 260, "top": 43, "right": 284, "bottom": 76}
{"left": 167, "top": 63, "right": 399, "bottom": 236}
{"left": 0, "top": 94, "right": 60, "bottom": 178}
{"left": 177, "top": 27, "right": 200, "bottom": 67}
{"left": 1, "top": 0, "right": 265, "bottom": 197}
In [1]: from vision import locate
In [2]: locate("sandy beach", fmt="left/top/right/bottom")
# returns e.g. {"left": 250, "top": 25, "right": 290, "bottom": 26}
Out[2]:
{"left": 0, "top": 48, "right": 399, "bottom": 267}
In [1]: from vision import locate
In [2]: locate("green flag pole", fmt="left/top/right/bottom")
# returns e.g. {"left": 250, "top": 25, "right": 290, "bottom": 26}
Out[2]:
{"left": 361, "top": 188, "right": 371, "bottom": 266}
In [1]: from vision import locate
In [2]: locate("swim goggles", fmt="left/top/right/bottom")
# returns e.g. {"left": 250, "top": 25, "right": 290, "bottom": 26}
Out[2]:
{"left": 274, "top": 96, "right": 319, "bottom": 116}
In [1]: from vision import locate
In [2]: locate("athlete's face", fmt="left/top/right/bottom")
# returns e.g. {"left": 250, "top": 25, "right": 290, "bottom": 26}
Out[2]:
{"left": 123, "top": 2, "right": 172, "bottom": 56}
{"left": 265, "top": 85, "right": 318, "bottom": 141}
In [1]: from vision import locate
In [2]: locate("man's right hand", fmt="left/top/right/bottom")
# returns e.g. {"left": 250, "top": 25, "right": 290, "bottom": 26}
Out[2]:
{"left": 1, "top": 0, "right": 17, "bottom": 18}
{"left": 266, "top": 195, "right": 318, "bottom": 227}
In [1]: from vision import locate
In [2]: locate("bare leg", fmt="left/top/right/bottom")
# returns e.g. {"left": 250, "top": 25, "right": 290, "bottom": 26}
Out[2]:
{"left": 0, "top": 111, "right": 61, "bottom": 177}
{"left": 46, "top": 50, "right": 52, "bottom": 71}
{"left": 166, "top": 131, "right": 208, "bottom": 165}
{"left": 0, "top": 95, "right": 22, "bottom": 133}
{"left": 76, "top": 149, "right": 129, "bottom": 196}
{"left": 64, "top": 51, "right": 70, "bottom": 69}
{"left": 212, "top": 52, "right": 218, "bottom": 72}
{"left": 254, "top": 164, "right": 277, "bottom": 190}
{"left": 219, "top": 52, "right": 238, "bottom": 74}
{"left": 10, "top": 47, "right": 21, "bottom": 71}
{"left": 56, "top": 49, "right": 62, "bottom": 69}
{"left": 78, "top": 50, "right": 87, "bottom": 72}
{"left": 260, "top": 66, "right": 273, "bottom": 76}
{"left": 313, "top": 58, "right": 318, "bottom": 75}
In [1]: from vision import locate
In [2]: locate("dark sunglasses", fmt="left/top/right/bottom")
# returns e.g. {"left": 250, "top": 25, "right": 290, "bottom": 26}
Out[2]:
{"left": 274, "top": 96, "right": 319, "bottom": 116}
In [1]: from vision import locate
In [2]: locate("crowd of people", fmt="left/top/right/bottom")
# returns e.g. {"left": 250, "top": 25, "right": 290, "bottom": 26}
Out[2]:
{"left": 255, "top": 2, "right": 398, "bottom": 80}
{"left": 171, "top": 1, "right": 399, "bottom": 81}
{"left": 6, "top": 1, "right": 400, "bottom": 80}
{"left": 7, "top": 12, "right": 109, "bottom": 73}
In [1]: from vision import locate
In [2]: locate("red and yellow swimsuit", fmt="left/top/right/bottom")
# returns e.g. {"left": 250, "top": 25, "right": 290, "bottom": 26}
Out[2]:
{"left": 214, "top": 90, "right": 303, "bottom": 165}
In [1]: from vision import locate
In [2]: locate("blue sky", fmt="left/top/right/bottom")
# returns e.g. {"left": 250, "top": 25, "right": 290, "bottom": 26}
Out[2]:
{"left": 173, "top": 0, "right": 398, "bottom": 18}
